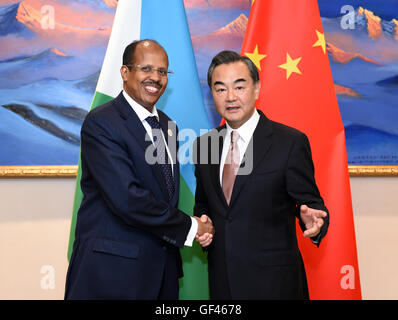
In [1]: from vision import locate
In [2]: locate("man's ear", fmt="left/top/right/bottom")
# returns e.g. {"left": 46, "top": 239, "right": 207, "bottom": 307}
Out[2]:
{"left": 120, "top": 65, "right": 129, "bottom": 81}
{"left": 255, "top": 80, "right": 261, "bottom": 100}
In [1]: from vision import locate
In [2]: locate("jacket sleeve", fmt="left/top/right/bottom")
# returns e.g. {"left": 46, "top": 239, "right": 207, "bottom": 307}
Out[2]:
{"left": 192, "top": 137, "right": 214, "bottom": 251}
{"left": 192, "top": 138, "right": 210, "bottom": 219}
{"left": 285, "top": 132, "right": 329, "bottom": 246}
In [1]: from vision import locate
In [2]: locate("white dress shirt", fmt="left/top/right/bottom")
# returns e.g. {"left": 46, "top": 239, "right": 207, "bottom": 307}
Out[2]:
{"left": 219, "top": 109, "right": 260, "bottom": 185}
{"left": 122, "top": 91, "right": 198, "bottom": 246}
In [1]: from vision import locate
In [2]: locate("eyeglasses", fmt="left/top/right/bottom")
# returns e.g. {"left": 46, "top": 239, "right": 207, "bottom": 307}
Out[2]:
{"left": 125, "top": 64, "right": 174, "bottom": 77}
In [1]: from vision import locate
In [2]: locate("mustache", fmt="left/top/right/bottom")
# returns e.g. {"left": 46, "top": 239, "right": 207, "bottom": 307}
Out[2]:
{"left": 142, "top": 80, "right": 162, "bottom": 88}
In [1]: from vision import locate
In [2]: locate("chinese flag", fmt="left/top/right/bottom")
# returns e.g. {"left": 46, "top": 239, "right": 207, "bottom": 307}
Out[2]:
{"left": 241, "top": 0, "right": 361, "bottom": 299}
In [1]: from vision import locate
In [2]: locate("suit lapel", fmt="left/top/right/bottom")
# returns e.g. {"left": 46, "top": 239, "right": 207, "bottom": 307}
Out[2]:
{"left": 159, "top": 114, "right": 177, "bottom": 167}
{"left": 115, "top": 93, "right": 153, "bottom": 153}
{"left": 210, "top": 125, "right": 229, "bottom": 210}
{"left": 229, "top": 111, "right": 274, "bottom": 207}
{"left": 114, "top": 93, "right": 170, "bottom": 201}
{"left": 159, "top": 113, "right": 179, "bottom": 203}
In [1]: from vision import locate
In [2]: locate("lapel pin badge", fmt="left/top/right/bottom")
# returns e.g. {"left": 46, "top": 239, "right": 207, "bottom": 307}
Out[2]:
{"left": 167, "top": 129, "right": 173, "bottom": 137}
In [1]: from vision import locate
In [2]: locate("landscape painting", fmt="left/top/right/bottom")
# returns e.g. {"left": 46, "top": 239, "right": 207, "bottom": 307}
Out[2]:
{"left": 318, "top": 0, "right": 398, "bottom": 166}
{"left": 0, "top": 0, "right": 115, "bottom": 167}
{"left": 0, "top": 0, "right": 396, "bottom": 174}
{"left": 186, "top": 0, "right": 398, "bottom": 166}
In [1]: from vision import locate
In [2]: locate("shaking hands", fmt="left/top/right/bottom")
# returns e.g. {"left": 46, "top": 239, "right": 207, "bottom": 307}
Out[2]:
{"left": 194, "top": 214, "right": 214, "bottom": 248}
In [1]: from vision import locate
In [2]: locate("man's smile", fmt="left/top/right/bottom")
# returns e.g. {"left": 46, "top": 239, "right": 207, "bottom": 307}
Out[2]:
{"left": 142, "top": 80, "right": 162, "bottom": 95}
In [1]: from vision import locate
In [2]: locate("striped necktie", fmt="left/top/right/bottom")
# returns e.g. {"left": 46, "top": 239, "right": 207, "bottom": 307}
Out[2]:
{"left": 146, "top": 116, "right": 175, "bottom": 201}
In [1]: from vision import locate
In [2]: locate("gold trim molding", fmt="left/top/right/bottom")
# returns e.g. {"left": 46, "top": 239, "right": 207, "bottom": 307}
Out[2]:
{"left": 0, "top": 165, "right": 397, "bottom": 178}
{"left": 349, "top": 165, "right": 398, "bottom": 176}
{"left": 0, "top": 166, "right": 78, "bottom": 178}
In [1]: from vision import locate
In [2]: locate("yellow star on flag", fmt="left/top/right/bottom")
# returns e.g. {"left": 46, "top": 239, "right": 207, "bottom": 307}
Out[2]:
{"left": 313, "top": 30, "right": 326, "bottom": 54}
{"left": 244, "top": 45, "right": 267, "bottom": 70}
{"left": 252, "top": 0, "right": 255, "bottom": 5}
{"left": 278, "top": 53, "right": 302, "bottom": 79}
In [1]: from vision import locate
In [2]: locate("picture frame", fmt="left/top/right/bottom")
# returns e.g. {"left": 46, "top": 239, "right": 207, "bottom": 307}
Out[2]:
{"left": 1, "top": 1, "right": 397, "bottom": 178}
{"left": 348, "top": 165, "right": 398, "bottom": 177}
{"left": 0, "top": 166, "right": 77, "bottom": 178}
{"left": 1, "top": 165, "right": 397, "bottom": 178}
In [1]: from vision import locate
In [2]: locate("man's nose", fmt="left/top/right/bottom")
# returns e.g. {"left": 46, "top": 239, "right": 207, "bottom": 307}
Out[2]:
{"left": 226, "top": 88, "right": 236, "bottom": 101}
{"left": 149, "top": 69, "right": 162, "bottom": 81}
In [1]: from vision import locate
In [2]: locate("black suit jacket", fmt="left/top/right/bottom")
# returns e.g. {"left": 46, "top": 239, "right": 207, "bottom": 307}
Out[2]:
{"left": 65, "top": 92, "right": 192, "bottom": 299}
{"left": 194, "top": 110, "right": 329, "bottom": 299}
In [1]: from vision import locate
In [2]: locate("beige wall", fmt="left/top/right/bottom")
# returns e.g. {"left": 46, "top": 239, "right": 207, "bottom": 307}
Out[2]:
{"left": 0, "top": 178, "right": 74, "bottom": 300}
{"left": 0, "top": 176, "right": 397, "bottom": 299}
{"left": 350, "top": 177, "right": 398, "bottom": 299}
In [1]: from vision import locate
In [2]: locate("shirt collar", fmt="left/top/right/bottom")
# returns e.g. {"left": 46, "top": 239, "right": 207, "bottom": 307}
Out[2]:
{"left": 225, "top": 109, "right": 260, "bottom": 143}
{"left": 122, "top": 90, "right": 159, "bottom": 122}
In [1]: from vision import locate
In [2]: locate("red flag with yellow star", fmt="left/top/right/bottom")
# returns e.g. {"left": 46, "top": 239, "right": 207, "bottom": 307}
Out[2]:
{"left": 242, "top": 0, "right": 361, "bottom": 299}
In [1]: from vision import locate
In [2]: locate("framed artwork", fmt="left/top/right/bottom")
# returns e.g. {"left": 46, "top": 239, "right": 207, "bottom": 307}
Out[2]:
{"left": 318, "top": 0, "right": 398, "bottom": 175}
{"left": 0, "top": 0, "right": 397, "bottom": 177}
{"left": 0, "top": 0, "right": 116, "bottom": 177}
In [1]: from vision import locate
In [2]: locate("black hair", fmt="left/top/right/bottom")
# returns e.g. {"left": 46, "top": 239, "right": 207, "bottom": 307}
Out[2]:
{"left": 207, "top": 50, "right": 259, "bottom": 87}
{"left": 122, "top": 39, "right": 166, "bottom": 68}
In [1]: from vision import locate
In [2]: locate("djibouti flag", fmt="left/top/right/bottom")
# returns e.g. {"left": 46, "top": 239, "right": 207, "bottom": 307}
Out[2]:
{"left": 67, "top": 0, "right": 211, "bottom": 299}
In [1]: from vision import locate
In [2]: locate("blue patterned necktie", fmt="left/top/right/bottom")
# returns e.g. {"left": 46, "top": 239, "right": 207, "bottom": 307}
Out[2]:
{"left": 146, "top": 116, "right": 175, "bottom": 201}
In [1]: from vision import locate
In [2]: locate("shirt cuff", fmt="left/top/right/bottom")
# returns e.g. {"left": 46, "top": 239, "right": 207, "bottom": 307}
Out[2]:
{"left": 184, "top": 217, "right": 198, "bottom": 247}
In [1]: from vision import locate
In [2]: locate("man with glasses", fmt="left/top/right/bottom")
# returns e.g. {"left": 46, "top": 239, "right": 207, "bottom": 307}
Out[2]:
{"left": 65, "top": 40, "right": 214, "bottom": 299}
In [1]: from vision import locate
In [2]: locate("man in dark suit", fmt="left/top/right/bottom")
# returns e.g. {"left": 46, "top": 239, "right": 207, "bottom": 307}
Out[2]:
{"left": 65, "top": 40, "right": 213, "bottom": 300}
{"left": 194, "top": 50, "right": 329, "bottom": 300}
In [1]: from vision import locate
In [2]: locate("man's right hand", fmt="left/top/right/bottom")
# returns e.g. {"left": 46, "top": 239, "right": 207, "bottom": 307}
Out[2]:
{"left": 194, "top": 215, "right": 214, "bottom": 236}
{"left": 194, "top": 215, "right": 214, "bottom": 247}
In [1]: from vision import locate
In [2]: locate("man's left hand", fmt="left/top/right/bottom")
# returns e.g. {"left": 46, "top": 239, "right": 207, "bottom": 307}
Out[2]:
{"left": 300, "top": 205, "right": 327, "bottom": 238}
